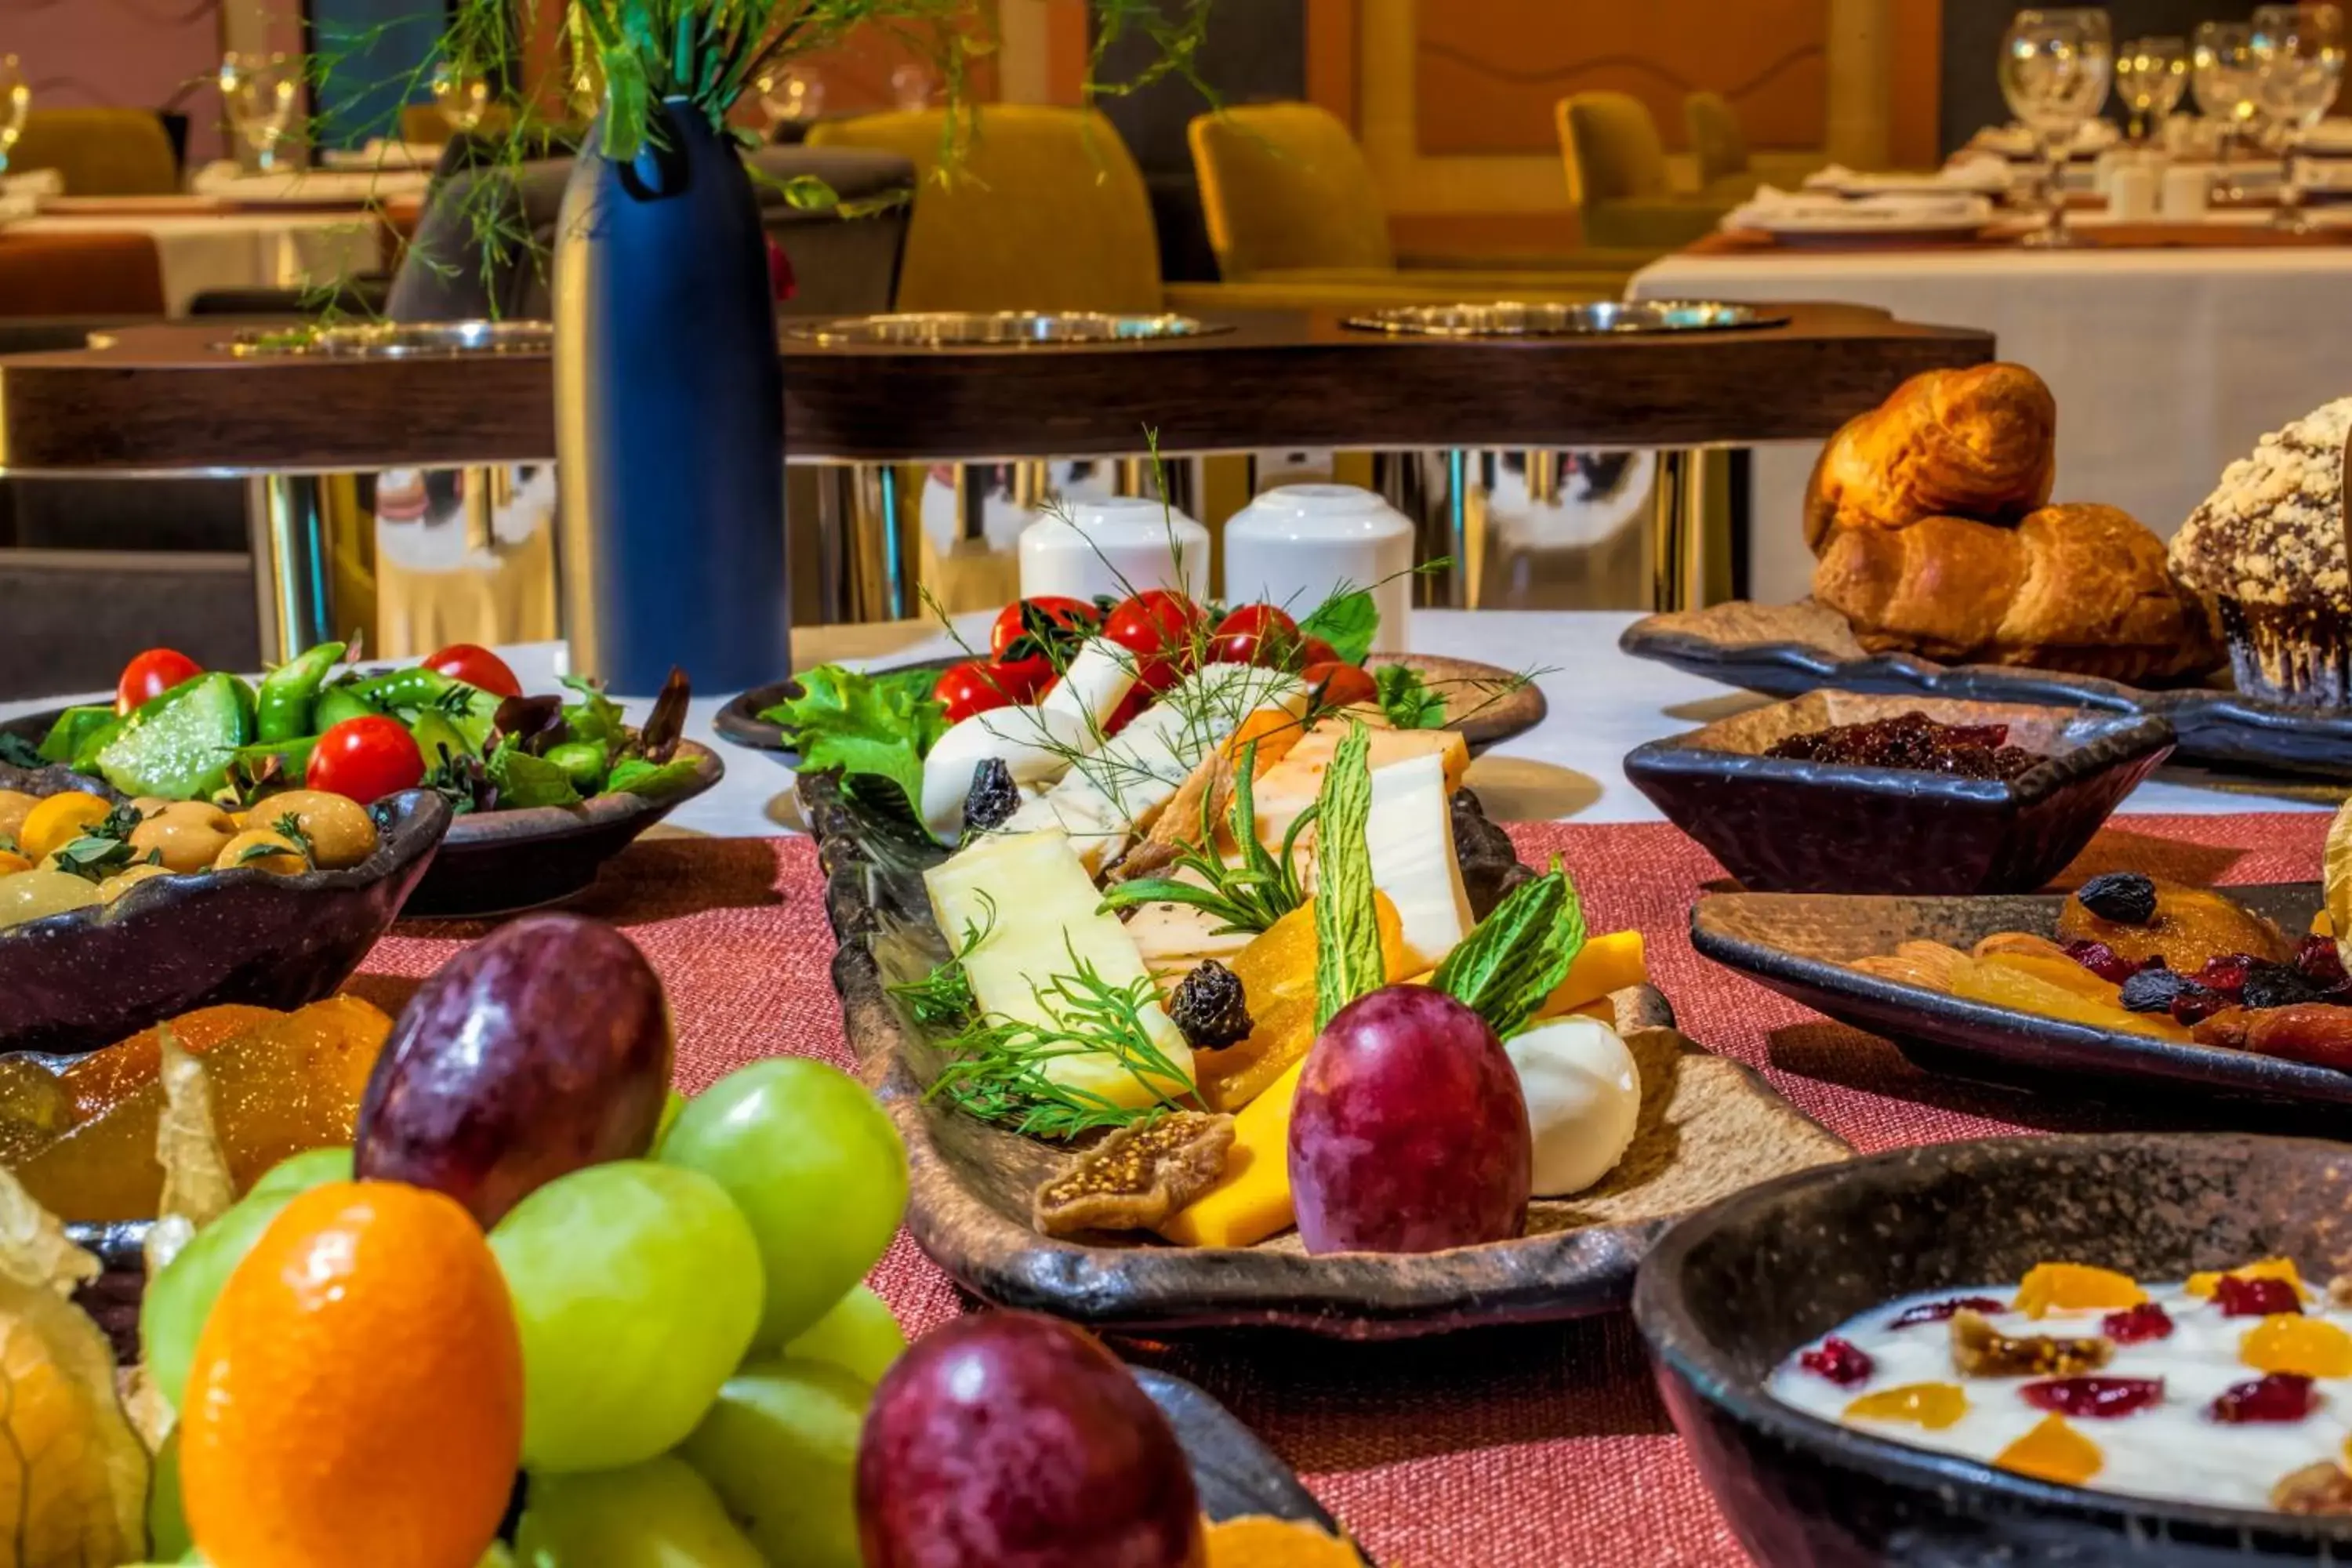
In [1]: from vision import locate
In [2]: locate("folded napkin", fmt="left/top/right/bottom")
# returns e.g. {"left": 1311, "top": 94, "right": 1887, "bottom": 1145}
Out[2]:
{"left": 2295, "top": 118, "right": 2352, "bottom": 154}
{"left": 2, "top": 169, "right": 64, "bottom": 201}
{"left": 1972, "top": 119, "right": 2119, "bottom": 158}
{"left": 1808, "top": 160, "right": 2015, "bottom": 196}
{"left": 190, "top": 162, "right": 432, "bottom": 202}
{"left": 1724, "top": 185, "right": 1993, "bottom": 232}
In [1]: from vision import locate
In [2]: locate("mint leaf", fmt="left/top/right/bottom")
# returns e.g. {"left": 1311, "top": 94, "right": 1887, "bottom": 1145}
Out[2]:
{"left": 559, "top": 675, "right": 629, "bottom": 750}
{"left": 488, "top": 742, "right": 583, "bottom": 808}
{"left": 1312, "top": 721, "right": 1385, "bottom": 1029}
{"left": 760, "top": 663, "right": 946, "bottom": 809}
{"left": 1298, "top": 590, "right": 1378, "bottom": 666}
{"left": 1374, "top": 664, "right": 1446, "bottom": 730}
{"left": 1433, "top": 858, "right": 1588, "bottom": 1038}
{"left": 604, "top": 756, "right": 705, "bottom": 800}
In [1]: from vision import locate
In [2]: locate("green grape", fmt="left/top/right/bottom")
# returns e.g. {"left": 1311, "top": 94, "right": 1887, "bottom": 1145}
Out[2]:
{"left": 679, "top": 1356, "right": 869, "bottom": 1568}
{"left": 659, "top": 1059, "right": 907, "bottom": 1349}
{"left": 246, "top": 1145, "right": 353, "bottom": 1200}
{"left": 488, "top": 1160, "right": 764, "bottom": 1473}
{"left": 147, "top": 1428, "right": 190, "bottom": 1562}
{"left": 782, "top": 1284, "right": 906, "bottom": 1387}
{"left": 652, "top": 1089, "right": 686, "bottom": 1152}
{"left": 142, "top": 1189, "right": 296, "bottom": 1410}
{"left": 514, "top": 1455, "right": 765, "bottom": 1568}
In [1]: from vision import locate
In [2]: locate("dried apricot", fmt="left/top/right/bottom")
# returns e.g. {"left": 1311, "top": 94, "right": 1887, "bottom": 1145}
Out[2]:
{"left": 1843, "top": 1382, "right": 1968, "bottom": 1430}
{"left": 2013, "top": 1262, "right": 2146, "bottom": 1319}
{"left": 2057, "top": 878, "right": 2291, "bottom": 971}
{"left": 2241, "top": 1316, "right": 2352, "bottom": 1377}
{"left": 1948, "top": 960, "right": 2187, "bottom": 1041}
{"left": 2243, "top": 1006, "right": 2352, "bottom": 1072}
{"left": 1994, "top": 1414, "right": 2102, "bottom": 1486}
{"left": 1978, "top": 952, "right": 2128, "bottom": 1007}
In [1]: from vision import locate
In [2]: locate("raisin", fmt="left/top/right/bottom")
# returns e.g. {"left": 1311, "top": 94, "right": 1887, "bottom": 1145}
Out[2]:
{"left": 1887, "top": 1295, "right": 2007, "bottom": 1330}
{"left": 2210, "top": 1372, "right": 2318, "bottom": 1424}
{"left": 2102, "top": 1301, "right": 2174, "bottom": 1343}
{"left": 2118, "top": 967, "right": 2191, "bottom": 1014}
{"left": 2076, "top": 873, "right": 2158, "bottom": 926}
{"left": 2298, "top": 935, "right": 2350, "bottom": 989}
{"left": 2021, "top": 1376, "right": 2165, "bottom": 1418}
{"left": 962, "top": 757, "right": 1021, "bottom": 833}
{"left": 2066, "top": 940, "right": 2140, "bottom": 985}
{"left": 1799, "top": 1336, "right": 1874, "bottom": 1386}
{"left": 2215, "top": 1275, "right": 2304, "bottom": 1317}
{"left": 2241, "top": 961, "right": 2325, "bottom": 1011}
{"left": 1167, "top": 960, "right": 1254, "bottom": 1049}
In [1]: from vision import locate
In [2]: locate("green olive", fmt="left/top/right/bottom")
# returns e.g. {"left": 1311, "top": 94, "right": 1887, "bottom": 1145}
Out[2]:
{"left": 0, "top": 790, "right": 36, "bottom": 846}
{"left": 215, "top": 828, "right": 308, "bottom": 877}
{"left": 130, "top": 804, "right": 237, "bottom": 874}
{"left": 0, "top": 870, "right": 103, "bottom": 931}
{"left": 96, "top": 862, "right": 174, "bottom": 902}
{"left": 253, "top": 789, "right": 379, "bottom": 870}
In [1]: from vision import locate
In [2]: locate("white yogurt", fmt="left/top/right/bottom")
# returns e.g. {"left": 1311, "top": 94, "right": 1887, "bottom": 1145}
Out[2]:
{"left": 1769, "top": 1277, "right": 2352, "bottom": 1511}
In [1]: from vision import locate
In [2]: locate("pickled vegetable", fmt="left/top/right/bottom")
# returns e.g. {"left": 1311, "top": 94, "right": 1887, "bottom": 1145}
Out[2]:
{"left": 14, "top": 997, "right": 390, "bottom": 1221}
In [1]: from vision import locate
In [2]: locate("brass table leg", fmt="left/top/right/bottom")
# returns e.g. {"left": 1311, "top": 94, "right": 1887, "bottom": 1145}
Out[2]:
{"left": 1650, "top": 448, "right": 1712, "bottom": 613}
{"left": 246, "top": 474, "right": 333, "bottom": 663}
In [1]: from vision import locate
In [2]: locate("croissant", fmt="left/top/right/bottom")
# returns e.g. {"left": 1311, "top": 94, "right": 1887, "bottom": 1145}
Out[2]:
{"left": 1804, "top": 364, "right": 2059, "bottom": 554}
{"left": 1814, "top": 503, "right": 2222, "bottom": 686}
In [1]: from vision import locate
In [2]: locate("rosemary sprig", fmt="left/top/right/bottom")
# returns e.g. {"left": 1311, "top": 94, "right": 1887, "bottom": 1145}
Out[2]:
{"left": 1098, "top": 741, "right": 1313, "bottom": 935}
{"left": 923, "top": 939, "right": 1192, "bottom": 1140}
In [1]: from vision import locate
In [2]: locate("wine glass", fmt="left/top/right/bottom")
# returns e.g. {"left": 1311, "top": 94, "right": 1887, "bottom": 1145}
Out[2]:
{"left": 890, "top": 62, "right": 935, "bottom": 112}
{"left": 0, "top": 56, "right": 27, "bottom": 178}
{"left": 2254, "top": 3, "right": 2347, "bottom": 229}
{"left": 755, "top": 64, "right": 826, "bottom": 129}
{"left": 2115, "top": 35, "right": 2188, "bottom": 143}
{"left": 430, "top": 58, "right": 491, "bottom": 136}
{"left": 1999, "top": 9, "right": 2115, "bottom": 248}
{"left": 2194, "top": 21, "right": 2264, "bottom": 200}
{"left": 220, "top": 52, "right": 299, "bottom": 172}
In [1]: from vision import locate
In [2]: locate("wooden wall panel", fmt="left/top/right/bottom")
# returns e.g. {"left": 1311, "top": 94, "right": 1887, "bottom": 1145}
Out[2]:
{"left": 1410, "top": 0, "right": 1831, "bottom": 156}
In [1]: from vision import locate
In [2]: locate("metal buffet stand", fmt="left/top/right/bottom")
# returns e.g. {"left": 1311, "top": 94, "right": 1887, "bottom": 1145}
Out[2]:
{"left": 0, "top": 303, "right": 1993, "bottom": 663}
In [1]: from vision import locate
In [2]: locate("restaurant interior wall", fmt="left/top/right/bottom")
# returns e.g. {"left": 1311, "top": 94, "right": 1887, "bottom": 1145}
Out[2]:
{"left": 301, "top": 0, "right": 449, "bottom": 150}
{"left": 3, "top": 0, "right": 227, "bottom": 162}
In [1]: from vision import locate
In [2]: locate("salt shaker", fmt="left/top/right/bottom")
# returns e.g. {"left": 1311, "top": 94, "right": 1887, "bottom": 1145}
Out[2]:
{"left": 2161, "top": 162, "right": 2210, "bottom": 219}
{"left": 1018, "top": 495, "right": 1208, "bottom": 604}
{"left": 1222, "top": 484, "right": 1417, "bottom": 652}
{"left": 2109, "top": 162, "right": 2159, "bottom": 221}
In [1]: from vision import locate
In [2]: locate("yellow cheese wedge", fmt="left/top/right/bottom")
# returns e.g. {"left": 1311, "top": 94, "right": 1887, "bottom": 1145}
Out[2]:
{"left": 1156, "top": 1058, "right": 1306, "bottom": 1248}
{"left": 1250, "top": 724, "right": 1469, "bottom": 845}
{"left": 1534, "top": 930, "right": 1647, "bottom": 1018}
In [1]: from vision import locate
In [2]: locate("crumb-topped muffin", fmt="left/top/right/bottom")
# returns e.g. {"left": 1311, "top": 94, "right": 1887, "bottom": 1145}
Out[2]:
{"left": 2172, "top": 397, "right": 2352, "bottom": 706}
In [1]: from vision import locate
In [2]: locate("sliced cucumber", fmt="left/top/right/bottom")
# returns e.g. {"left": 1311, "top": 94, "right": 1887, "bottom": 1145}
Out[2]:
{"left": 95, "top": 673, "right": 252, "bottom": 800}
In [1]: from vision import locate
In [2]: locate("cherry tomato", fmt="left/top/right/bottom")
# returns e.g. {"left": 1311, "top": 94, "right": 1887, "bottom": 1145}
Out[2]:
{"left": 989, "top": 597, "right": 1096, "bottom": 660}
{"left": 420, "top": 642, "right": 522, "bottom": 699}
{"left": 1103, "top": 589, "right": 1203, "bottom": 690}
{"left": 115, "top": 648, "right": 202, "bottom": 715}
{"left": 935, "top": 660, "right": 1015, "bottom": 724}
{"left": 305, "top": 716, "right": 425, "bottom": 804}
{"left": 1295, "top": 635, "right": 1340, "bottom": 671}
{"left": 1303, "top": 662, "right": 1378, "bottom": 710}
{"left": 985, "top": 655, "right": 1056, "bottom": 704}
{"left": 1103, "top": 683, "right": 1154, "bottom": 737}
{"left": 1208, "top": 604, "right": 1300, "bottom": 667}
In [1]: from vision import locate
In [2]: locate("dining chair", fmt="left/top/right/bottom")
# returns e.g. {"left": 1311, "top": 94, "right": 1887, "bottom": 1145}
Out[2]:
{"left": 1555, "top": 92, "right": 1729, "bottom": 250}
{"left": 1685, "top": 91, "right": 1763, "bottom": 199}
{"left": 5, "top": 109, "right": 178, "bottom": 197}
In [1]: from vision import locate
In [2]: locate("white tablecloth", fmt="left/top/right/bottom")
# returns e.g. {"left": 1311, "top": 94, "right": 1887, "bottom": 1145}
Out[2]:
{"left": 1629, "top": 245, "right": 2352, "bottom": 604}
{"left": 2, "top": 612, "right": 2321, "bottom": 837}
{"left": 11, "top": 212, "right": 384, "bottom": 314}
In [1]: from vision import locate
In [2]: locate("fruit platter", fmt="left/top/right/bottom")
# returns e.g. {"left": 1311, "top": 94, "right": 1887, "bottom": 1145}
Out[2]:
{"left": 0, "top": 641, "right": 722, "bottom": 917}
{"left": 784, "top": 586, "right": 1849, "bottom": 1335}
{"left": 0, "top": 912, "right": 1367, "bottom": 1567}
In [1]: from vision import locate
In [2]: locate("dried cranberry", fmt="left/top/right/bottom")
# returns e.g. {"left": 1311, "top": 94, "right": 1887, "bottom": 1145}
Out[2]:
{"left": 2066, "top": 940, "right": 2140, "bottom": 985}
{"left": 2195, "top": 954, "right": 2252, "bottom": 999}
{"left": 2102, "top": 1301, "right": 2175, "bottom": 1343}
{"left": 2077, "top": 873, "right": 2158, "bottom": 925}
{"left": 2214, "top": 1276, "right": 2304, "bottom": 1317}
{"left": 2210, "top": 1372, "right": 2318, "bottom": 1424}
{"left": 2022, "top": 1376, "right": 2165, "bottom": 1418}
{"left": 1799, "top": 1336, "right": 1875, "bottom": 1386}
{"left": 2298, "top": 935, "right": 2350, "bottom": 989}
{"left": 1887, "top": 1296, "right": 2007, "bottom": 1330}
{"left": 2170, "top": 985, "right": 2236, "bottom": 1026}
{"left": 2119, "top": 967, "right": 2192, "bottom": 1014}
{"left": 2241, "top": 961, "right": 2325, "bottom": 1011}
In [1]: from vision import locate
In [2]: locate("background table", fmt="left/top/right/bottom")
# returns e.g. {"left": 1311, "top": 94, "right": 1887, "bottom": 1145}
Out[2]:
{"left": 1630, "top": 240, "right": 2352, "bottom": 604}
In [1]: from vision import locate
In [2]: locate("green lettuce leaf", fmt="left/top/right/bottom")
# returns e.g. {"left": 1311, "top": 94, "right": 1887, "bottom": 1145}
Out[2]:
{"left": 759, "top": 663, "right": 947, "bottom": 810}
{"left": 604, "top": 756, "right": 704, "bottom": 800}
{"left": 1298, "top": 590, "right": 1379, "bottom": 666}
{"left": 488, "top": 742, "right": 583, "bottom": 809}
{"left": 1374, "top": 664, "right": 1446, "bottom": 730}
{"left": 559, "top": 675, "right": 630, "bottom": 750}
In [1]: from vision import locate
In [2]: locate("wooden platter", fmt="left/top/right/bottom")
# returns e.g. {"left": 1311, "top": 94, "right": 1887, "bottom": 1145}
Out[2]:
{"left": 715, "top": 652, "right": 1548, "bottom": 759}
{"left": 1620, "top": 600, "right": 2352, "bottom": 780}
{"left": 802, "top": 770, "right": 1849, "bottom": 1340}
{"left": 1133, "top": 1367, "right": 1362, "bottom": 1554}
{"left": 1690, "top": 882, "right": 2352, "bottom": 1115}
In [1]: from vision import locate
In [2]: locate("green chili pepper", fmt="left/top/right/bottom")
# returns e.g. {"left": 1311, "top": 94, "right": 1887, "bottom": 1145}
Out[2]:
{"left": 256, "top": 641, "right": 346, "bottom": 743}
{"left": 313, "top": 683, "right": 383, "bottom": 735}
{"left": 350, "top": 666, "right": 459, "bottom": 712}
{"left": 231, "top": 735, "right": 318, "bottom": 784}
{"left": 543, "top": 741, "right": 610, "bottom": 796}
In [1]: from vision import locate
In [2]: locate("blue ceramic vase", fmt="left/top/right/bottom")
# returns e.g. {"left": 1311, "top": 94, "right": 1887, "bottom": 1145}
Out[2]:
{"left": 554, "top": 97, "right": 788, "bottom": 695}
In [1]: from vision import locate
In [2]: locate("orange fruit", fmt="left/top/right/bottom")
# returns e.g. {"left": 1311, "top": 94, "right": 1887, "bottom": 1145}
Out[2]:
{"left": 180, "top": 1181, "right": 523, "bottom": 1568}
{"left": 16, "top": 792, "right": 110, "bottom": 862}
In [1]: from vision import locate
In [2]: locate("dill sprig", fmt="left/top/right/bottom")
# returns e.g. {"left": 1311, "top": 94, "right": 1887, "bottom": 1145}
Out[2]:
{"left": 923, "top": 939, "right": 1192, "bottom": 1140}
{"left": 1098, "top": 740, "right": 1313, "bottom": 935}
{"left": 887, "top": 898, "right": 991, "bottom": 1029}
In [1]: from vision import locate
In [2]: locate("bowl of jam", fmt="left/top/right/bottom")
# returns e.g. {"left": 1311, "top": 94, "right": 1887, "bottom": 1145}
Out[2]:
{"left": 1623, "top": 691, "right": 2174, "bottom": 895}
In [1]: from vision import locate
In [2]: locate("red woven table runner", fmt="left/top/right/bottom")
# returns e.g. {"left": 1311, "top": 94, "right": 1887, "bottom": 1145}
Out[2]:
{"left": 358, "top": 811, "right": 2332, "bottom": 1568}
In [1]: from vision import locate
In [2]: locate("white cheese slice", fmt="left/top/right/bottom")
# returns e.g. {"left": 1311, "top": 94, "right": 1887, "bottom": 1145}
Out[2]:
{"left": 917, "top": 704, "right": 1092, "bottom": 843}
{"left": 1040, "top": 638, "right": 1140, "bottom": 735}
{"left": 1122, "top": 869, "right": 1257, "bottom": 985}
{"left": 1359, "top": 752, "right": 1478, "bottom": 973}
{"left": 1507, "top": 1017, "right": 1641, "bottom": 1197}
{"left": 922, "top": 829, "right": 1193, "bottom": 1108}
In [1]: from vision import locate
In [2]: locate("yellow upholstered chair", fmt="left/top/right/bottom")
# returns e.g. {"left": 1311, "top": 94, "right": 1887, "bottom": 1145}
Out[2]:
{"left": 1685, "top": 91, "right": 1762, "bottom": 199}
{"left": 1556, "top": 92, "right": 1728, "bottom": 251}
{"left": 6, "top": 109, "right": 178, "bottom": 196}
{"left": 808, "top": 106, "right": 1166, "bottom": 314}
